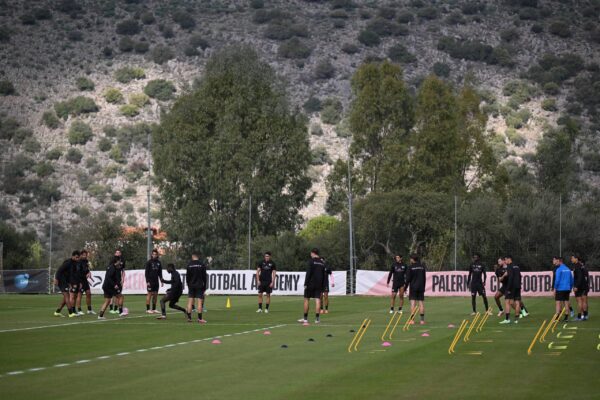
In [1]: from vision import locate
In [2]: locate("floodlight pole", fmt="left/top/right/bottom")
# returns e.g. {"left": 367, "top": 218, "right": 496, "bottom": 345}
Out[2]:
{"left": 248, "top": 194, "right": 252, "bottom": 270}
{"left": 347, "top": 153, "right": 354, "bottom": 295}
{"left": 147, "top": 133, "right": 152, "bottom": 260}
{"left": 48, "top": 197, "right": 53, "bottom": 294}
{"left": 559, "top": 194, "right": 562, "bottom": 258}
{"left": 454, "top": 195, "right": 457, "bottom": 271}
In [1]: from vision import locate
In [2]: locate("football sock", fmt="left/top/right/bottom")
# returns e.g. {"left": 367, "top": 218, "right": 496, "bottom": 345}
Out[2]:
{"left": 483, "top": 296, "right": 489, "bottom": 311}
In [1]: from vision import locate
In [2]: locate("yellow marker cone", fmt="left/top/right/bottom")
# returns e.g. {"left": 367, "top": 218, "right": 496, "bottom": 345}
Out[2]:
{"left": 226, "top": 297, "right": 231, "bottom": 309}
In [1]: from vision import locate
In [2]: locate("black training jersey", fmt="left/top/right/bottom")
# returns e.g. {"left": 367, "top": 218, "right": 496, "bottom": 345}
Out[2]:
{"left": 56, "top": 259, "right": 72, "bottom": 283}
{"left": 387, "top": 262, "right": 407, "bottom": 285}
{"left": 323, "top": 264, "right": 333, "bottom": 287}
{"left": 186, "top": 260, "right": 207, "bottom": 289}
{"left": 583, "top": 263, "right": 590, "bottom": 289}
{"left": 305, "top": 257, "right": 325, "bottom": 289}
{"left": 506, "top": 263, "right": 522, "bottom": 290}
{"left": 77, "top": 259, "right": 90, "bottom": 283}
{"left": 257, "top": 260, "right": 276, "bottom": 283}
{"left": 468, "top": 263, "right": 487, "bottom": 286}
{"left": 164, "top": 270, "right": 183, "bottom": 292}
{"left": 406, "top": 262, "right": 426, "bottom": 291}
{"left": 103, "top": 263, "right": 119, "bottom": 289}
{"left": 574, "top": 262, "right": 589, "bottom": 290}
{"left": 495, "top": 265, "right": 507, "bottom": 287}
{"left": 145, "top": 259, "right": 163, "bottom": 283}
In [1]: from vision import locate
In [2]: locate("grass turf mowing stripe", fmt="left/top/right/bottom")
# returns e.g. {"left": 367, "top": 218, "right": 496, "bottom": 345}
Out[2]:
{"left": 0, "top": 324, "right": 286, "bottom": 379}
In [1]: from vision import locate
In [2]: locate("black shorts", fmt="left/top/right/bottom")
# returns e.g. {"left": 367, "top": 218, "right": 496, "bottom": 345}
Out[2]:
{"left": 147, "top": 281, "right": 159, "bottom": 293}
{"left": 165, "top": 290, "right": 182, "bottom": 304}
{"left": 304, "top": 288, "right": 322, "bottom": 299}
{"left": 506, "top": 288, "right": 521, "bottom": 300}
{"left": 80, "top": 280, "right": 90, "bottom": 292}
{"left": 392, "top": 283, "right": 405, "bottom": 294}
{"left": 69, "top": 284, "right": 80, "bottom": 293}
{"left": 471, "top": 284, "right": 486, "bottom": 297}
{"left": 103, "top": 286, "right": 121, "bottom": 299}
{"left": 188, "top": 287, "right": 205, "bottom": 299}
{"left": 555, "top": 290, "right": 570, "bottom": 301}
{"left": 574, "top": 288, "right": 589, "bottom": 297}
{"left": 409, "top": 288, "right": 425, "bottom": 301}
{"left": 58, "top": 282, "right": 69, "bottom": 293}
{"left": 258, "top": 282, "right": 273, "bottom": 294}
{"left": 498, "top": 286, "right": 506, "bottom": 295}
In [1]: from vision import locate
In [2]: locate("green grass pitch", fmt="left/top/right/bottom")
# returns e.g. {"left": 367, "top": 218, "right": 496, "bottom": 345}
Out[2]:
{"left": 0, "top": 295, "right": 598, "bottom": 399}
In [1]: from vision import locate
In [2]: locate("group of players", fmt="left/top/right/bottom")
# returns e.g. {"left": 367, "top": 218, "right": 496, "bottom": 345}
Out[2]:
{"left": 55, "top": 247, "right": 591, "bottom": 324}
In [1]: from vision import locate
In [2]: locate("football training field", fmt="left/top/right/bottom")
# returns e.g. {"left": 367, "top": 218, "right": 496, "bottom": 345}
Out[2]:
{"left": 0, "top": 295, "right": 598, "bottom": 399}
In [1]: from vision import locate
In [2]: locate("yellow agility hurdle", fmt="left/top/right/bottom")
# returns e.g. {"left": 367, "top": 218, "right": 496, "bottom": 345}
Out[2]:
{"left": 389, "top": 312, "right": 404, "bottom": 340}
{"left": 402, "top": 308, "right": 418, "bottom": 331}
{"left": 348, "top": 318, "right": 372, "bottom": 353}
{"left": 463, "top": 312, "right": 480, "bottom": 342}
{"left": 448, "top": 319, "right": 468, "bottom": 355}
{"left": 381, "top": 312, "right": 402, "bottom": 341}
{"left": 476, "top": 309, "right": 491, "bottom": 333}
{"left": 540, "top": 312, "right": 558, "bottom": 343}
{"left": 527, "top": 319, "right": 547, "bottom": 355}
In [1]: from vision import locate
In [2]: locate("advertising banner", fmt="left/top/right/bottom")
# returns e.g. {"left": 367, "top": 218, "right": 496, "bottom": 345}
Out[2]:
{"left": 89, "top": 269, "right": 347, "bottom": 296}
{"left": 356, "top": 270, "right": 600, "bottom": 297}
{"left": 2, "top": 270, "right": 49, "bottom": 293}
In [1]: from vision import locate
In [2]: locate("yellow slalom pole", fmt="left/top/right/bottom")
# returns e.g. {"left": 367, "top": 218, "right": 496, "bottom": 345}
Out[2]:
{"left": 389, "top": 313, "right": 404, "bottom": 340}
{"left": 527, "top": 320, "right": 547, "bottom": 355}
{"left": 354, "top": 319, "right": 372, "bottom": 352}
{"left": 464, "top": 312, "right": 480, "bottom": 342}
{"left": 448, "top": 319, "right": 468, "bottom": 355}
{"left": 381, "top": 313, "right": 397, "bottom": 341}
{"left": 552, "top": 307, "right": 566, "bottom": 333}
{"left": 540, "top": 313, "right": 558, "bottom": 343}
{"left": 403, "top": 308, "right": 418, "bottom": 331}
{"left": 348, "top": 318, "right": 368, "bottom": 353}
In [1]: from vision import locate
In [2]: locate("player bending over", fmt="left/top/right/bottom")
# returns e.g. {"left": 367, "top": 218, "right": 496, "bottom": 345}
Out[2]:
{"left": 186, "top": 253, "right": 207, "bottom": 324}
{"left": 467, "top": 253, "right": 489, "bottom": 315}
{"left": 387, "top": 254, "right": 406, "bottom": 314}
{"left": 405, "top": 254, "right": 426, "bottom": 325}
{"left": 157, "top": 263, "right": 187, "bottom": 319}
{"left": 256, "top": 252, "right": 276, "bottom": 313}
{"left": 98, "top": 256, "right": 124, "bottom": 319}
{"left": 298, "top": 248, "right": 325, "bottom": 324}
{"left": 53, "top": 251, "right": 79, "bottom": 317}
{"left": 552, "top": 256, "right": 573, "bottom": 322}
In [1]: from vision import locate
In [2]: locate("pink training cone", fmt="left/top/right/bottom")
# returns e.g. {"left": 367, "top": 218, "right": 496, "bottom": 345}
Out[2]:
{"left": 421, "top": 333, "right": 430, "bottom": 337}
{"left": 381, "top": 342, "right": 392, "bottom": 347}
{"left": 447, "top": 324, "right": 455, "bottom": 328}
{"left": 263, "top": 331, "right": 271, "bottom": 335}
{"left": 211, "top": 339, "right": 221, "bottom": 344}
{"left": 303, "top": 322, "right": 310, "bottom": 326}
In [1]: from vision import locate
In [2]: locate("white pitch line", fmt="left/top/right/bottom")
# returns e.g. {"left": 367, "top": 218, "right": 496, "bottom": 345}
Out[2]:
{"left": 0, "top": 324, "right": 287, "bottom": 379}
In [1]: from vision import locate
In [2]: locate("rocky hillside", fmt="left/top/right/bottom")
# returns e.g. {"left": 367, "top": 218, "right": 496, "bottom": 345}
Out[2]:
{"left": 1, "top": 0, "right": 599, "bottom": 240}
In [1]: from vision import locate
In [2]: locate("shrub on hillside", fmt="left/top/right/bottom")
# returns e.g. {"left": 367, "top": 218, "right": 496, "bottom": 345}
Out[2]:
{"left": 66, "top": 148, "right": 83, "bottom": 164}
{"left": 67, "top": 30, "right": 83, "bottom": 41}
{"left": 98, "top": 137, "right": 112, "bottom": 152}
{"left": 134, "top": 41, "right": 149, "bottom": 54}
{"left": 104, "top": 87, "right": 124, "bottom": 104}
{"left": 33, "top": 7, "right": 53, "bottom": 20}
{"left": 116, "top": 19, "right": 141, "bottom": 35}
{"left": 46, "top": 148, "right": 63, "bottom": 160}
{"left": 129, "top": 93, "right": 150, "bottom": 107}
{"left": 341, "top": 43, "right": 359, "bottom": 54}
{"left": 358, "top": 30, "right": 380, "bottom": 47}
{"left": 303, "top": 97, "right": 322, "bottom": 113}
{"left": 321, "top": 98, "right": 343, "bottom": 125}
{"left": 541, "top": 98, "right": 557, "bottom": 111}
{"left": 23, "top": 137, "right": 41, "bottom": 153}
{"left": 144, "top": 79, "right": 176, "bottom": 101}
{"left": 118, "top": 37, "right": 134, "bottom": 52}
{"left": 68, "top": 120, "right": 93, "bottom": 145}
{"left": 114, "top": 67, "right": 145, "bottom": 83}
{"left": 189, "top": 34, "right": 210, "bottom": 50}
{"left": 0, "top": 80, "right": 15, "bottom": 95}
{"left": 35, "top": 162, "right": 54, "bottom": 178}
{"left": 150, "top": 45, "right": 175, "bottom": 64}
{"left": 314, "top": 60, "right": 335, "bottom": 80}
{"left": 437, "top": 37, "right": 493, "bottom": 62}
{"left": 120, "top": 104, "right": 140, "bottom": 117}
{"left": 433, "top": 62, "right": 450, "bottom": 77}
{"left": 397, "top": 12, "right": 414, "bottom": 23}
{"left": 140, "top": 12, "right": 155, "bottom": 24}
{"left": 549, "top": 20, "right": 571, "bottom": 38}
{"left": 41, "top": 111, "right": 60, "bottom": 129}
{"left": 387, "top": 44, "right": 416, "bottom": 63}
{"left": 75, "top": 77, "right": 94, "bottom": 91}
{"left": 54, "top": 96, "right": 98, "bottom": 119}
{"left": 172, "top": 11, "right": 196, "bottom": 30}
{"left": 417, "top": 7, "right": 437, "bottom": 20}
{"left": 278, "top": 38, "right": 311, "bottom": 59}
{"left": 20, "top": 13, "right": 36, "bottom": 25}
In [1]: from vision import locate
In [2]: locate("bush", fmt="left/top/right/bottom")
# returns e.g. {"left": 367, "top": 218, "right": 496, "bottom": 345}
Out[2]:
{"left": 437, "top": 37, "right": 493, "bottom": 63}
{"left": 417, "top": 7, "right": 437, "bottom": 20}
{"left": 461, "top": 2, "right": 484, "bottom": 15}
{"left": 531, "top": 24, "right": 543, "bottom": 34}
{"left": 98, "top": 137, "right": 112, "bottom": 152}
{"left": 366, "top": 19, "right": 404, "bottom": 37}
{"left": 397, "top": 12, "right": 414, "bottom": 23}
{"left": 160, "top": 25, "right": 175, "bottom": 38}
{"left": 541, "top": 98, "right": 558, "bottom": 111}
{"left": 250, "top": 0, "right": 264, "bottom": 9}
{"left": 335, "top": 118, "right": 352, "bottom": 138}
{"left": 23, "top": 137, "right": 41, "bottom": 153}
{"left": 264, "top": 21, "right": 309, "bottom": 40}
{"left": 118, "top": 37, "right": 134, "bottom": 52}
{"left": 446, "top": 12, "right": 466, "bottom": 25}
{"left": 124, "top": 187, "right": 137, "bottom": 197}
{"left": 104, "top": 164, "right": 120, "bottom": 178}
{"left": 20, "top": 13, "right": 36, "bottom": 25}
{"left": 68, "top": 120, "right": 93, "bottom": 145}
{"left": 519, "top": 7, "right": 538, "bottom": 20}
{"left": 114, "top": 67, "right": 145, "bottom": 83}
{"left": 46, "top": 148, "right": 62, "bottom": 160}
{"left": 87, "top": 184, "right": 109, "bottom": 198}
{"left": 330, "top": 0, "right": 356, "bottom": 10}
{"left": 109, "top": 145, "right": 126, "bottom": 163}
{"left": 75, "top": 77, "right": 94, "bottom": 91}
{"left": 140, "top": 12, "right": 155, "bottom": 24}
{"left": 433, "top": 62, "right": 450, "bottom": 77}
{"left": 13, "top": 128, "right": 33, "bottom": 144}
{"left": 341, "top": 43, "right": 359, "bottom": 54}
{"left": 311, "top": 146, "right": 331, "bottom": 165}
{"left": 583, "top": 153, "right": 600, "bottom": 172}
{"left": 116, "top": 19, "right": 141, "bottom": 35}
{"left": 33, "top": 7, "right": 53, "bottom": 20}
{"left": 54, "top": 96, "right": 99, "bottom": 119}
{"left": 103, "top": 46, "right": 113, "bottom": 58}
{"left": 506, "top": 128, "right": 526, "bottom": 147}
{"left": 72, "top": 206, "right": 90, "bottom": 217}
{"left": 278, "top": 38, "right": 311, "bottom": 59}
{"left": 67, "top": 30, "right": 83, "bottom": 41}
{"left": 303, "top": 97, "right": 322, "bottom": 113}
{"left": 172, "top": 11, "right": 196, "bottom": 30}
{"left": 489, "top": 46, "right": 515, "bottom": 68}
{"left": 543, "top": 82, "right": 560, "bottom": 95}
{"left": 111, "top": 192, "right": 123, "bottom": 202}
{"left": 120, "top": 104, "right": 140, "bottom": 117}
{"left": 41, "top": 111, "right": 60, "bottom": 129}
{"left": 189, "top": 34, "right": 210, "bottom": 50}
{"left": 35, "top": 162, "right": 54, "bottom": 178}
{"left": 0, "top": 80, "right": 15, "bottom": 96}
{"left": 549, "top": 20, "right": 571, "bottom": 38}
{"left": 66, "top": 148, "right": 83, "bottom": 164}
{"left": 144, "top": 79, "right": 176, "bottom": 101}
{"left": 387, "top": 44, "right": 416, "bottom": 63}
{"left": 321, "top": 98, "right": 343, "bottom": 125}
{"left": 150, "top": 45, "right": 175, "bottom": 64}
{"left": 104, "top": 88, "right": 124, "bottom": 104}
{"left": 314, "top": 60, "right": 335, "bottom": 80}
{"left": 526, "top": 53, "right": 585, "bottom": 85}
{"left": 129, "top": 93, "right": 150, "bottom": 108}
{"left": 133, "top": 41, "right": 148, "bottom": 54}
{"left": 0, "top": 27, "right": 10, "bottom": 43}
{"left": 500, "top": 28, "right": 520, "bottom": 43}
{"left": 358, "top": 30, "right": 380, "bottom": 47}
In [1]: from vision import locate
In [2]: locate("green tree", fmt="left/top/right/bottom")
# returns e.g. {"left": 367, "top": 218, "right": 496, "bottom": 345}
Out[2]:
{"left": 298, "top": 215, "right": 340, "bottom": 240}
{"left": 535, "top": 127, "right": 577, "bottom": 195}
{"left": 153, "top": 46, "right": 312, "bottom": 263}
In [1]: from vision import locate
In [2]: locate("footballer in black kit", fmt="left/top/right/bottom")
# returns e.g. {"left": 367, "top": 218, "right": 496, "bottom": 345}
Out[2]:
{"left": 387, "top": 255, "right": 407, "bottom": 313}
{"left": 256, "top": 252, "right": 277, "bottom": 313}
{"left": 467, "top": 253, "right": 489, "bottom": 314}
{"left": 145, "top": 249, "right": 164, "bottom": 314}
{"left": 405, "top": 254, "right": 426, "bottom": 324}
{"left": 500, "top": 255, "right": 522, "bottom": 324}
{"left": 186, "top": 253, "right": 208, "bottom": 323}
{"left": 299, "top": 248, "right": 325, "bottom": 324}
{"left": 53, "top": 250, "right": 80, "bottom": 317}
{"left": 320, "top": 257, "right": 334, "bottom": 314}
{"left": 494, "top": 258, "right": 507, "bottom": 316}
{"left": 571, "top": 254, "right": 590, "bottom": 321}
{"left": 97, "top": 256, "right": 125, "bottom": 319}
{"left": 157, "top": 263, "right": 187, "bottom": 319}
{"left": 75, "top": 250, "right": 94, "bottom": 315}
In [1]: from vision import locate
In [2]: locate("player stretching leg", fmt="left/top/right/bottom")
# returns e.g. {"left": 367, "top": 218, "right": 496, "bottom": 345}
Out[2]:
{"left": 53, "top": 251, "right": 78, "bottom": 317}
{"left": 98, "top": 257, "right": 123, "bottom": 319}
{"left": 157, "top": 264, "right": 187, "bottom": 319}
